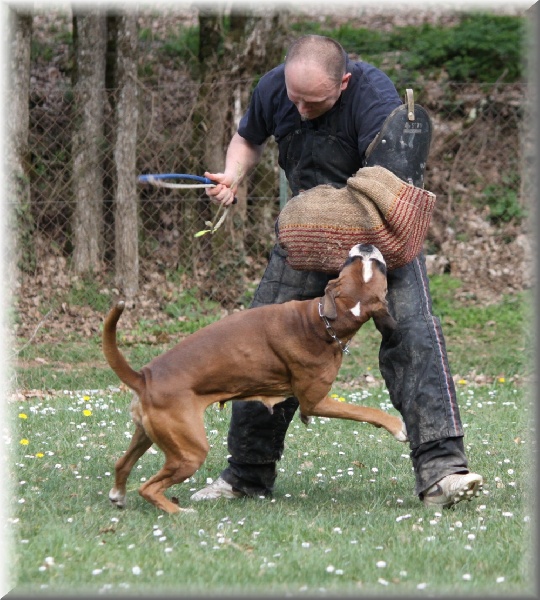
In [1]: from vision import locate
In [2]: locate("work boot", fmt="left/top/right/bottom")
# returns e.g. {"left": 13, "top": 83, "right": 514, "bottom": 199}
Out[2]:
{"left": 190, "top": 477, "right": 246, "bottom": 501}
{"left": 422, "top": 472, "right": 484, "bottom": 508}
{"left": 364, "top": 89, "right": 433, "bottom": 188}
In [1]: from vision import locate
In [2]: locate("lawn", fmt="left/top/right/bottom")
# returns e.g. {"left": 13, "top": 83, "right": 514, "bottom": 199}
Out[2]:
{"left": 6, "top": 282, "right": 535, "bottom": 597}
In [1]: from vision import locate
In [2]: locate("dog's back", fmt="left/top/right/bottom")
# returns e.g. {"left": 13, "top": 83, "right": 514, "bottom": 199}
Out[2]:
{"left": 103, "top": 299, "right": 332, "bottom": 403}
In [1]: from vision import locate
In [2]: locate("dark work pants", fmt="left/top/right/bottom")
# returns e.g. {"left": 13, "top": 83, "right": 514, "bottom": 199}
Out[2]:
{"left": 220, "top": 244, "right": 469, "bottom": 497}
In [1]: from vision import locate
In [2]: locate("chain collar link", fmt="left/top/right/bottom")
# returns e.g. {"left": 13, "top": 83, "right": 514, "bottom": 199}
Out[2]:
{"left": 318, "top": 301, "right": 351, "bottom": 355}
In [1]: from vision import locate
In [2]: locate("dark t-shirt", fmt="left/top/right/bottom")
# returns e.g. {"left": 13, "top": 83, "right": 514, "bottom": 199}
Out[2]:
{"left": 238, "top": 59, "right": 402, "bottom": 163}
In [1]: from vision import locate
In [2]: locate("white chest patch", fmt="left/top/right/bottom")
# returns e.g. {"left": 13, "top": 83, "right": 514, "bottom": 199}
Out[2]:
{"left": 350, "top": 301, "right": 362, "bottom": 317}
{"left": 362, "top": 260, "right": 374, "bottom": 283}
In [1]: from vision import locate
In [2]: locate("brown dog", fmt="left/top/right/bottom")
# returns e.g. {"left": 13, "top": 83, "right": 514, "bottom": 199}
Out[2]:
{"left": 103, "top": 243, "right": 407, "bottom": 514}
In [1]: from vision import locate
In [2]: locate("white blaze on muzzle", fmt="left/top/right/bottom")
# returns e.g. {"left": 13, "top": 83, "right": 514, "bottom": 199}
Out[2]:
{"left": 348, "top": 244, "right": 386, "bottom": 283}
{"left": 362, "top": 260, "right": 373, "bottom": 283}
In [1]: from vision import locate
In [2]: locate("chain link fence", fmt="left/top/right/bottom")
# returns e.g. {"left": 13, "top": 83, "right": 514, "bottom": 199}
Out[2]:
{"left": 18, "top": 78, "right": 526, "bottom": 311}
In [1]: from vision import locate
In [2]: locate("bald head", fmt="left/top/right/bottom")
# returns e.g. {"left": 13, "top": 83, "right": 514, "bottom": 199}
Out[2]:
{"left": 285, "top": 35, "right": 347, "bottom": 84}
{"left": 284, "top": 35, "right": 351, "bottom": 120}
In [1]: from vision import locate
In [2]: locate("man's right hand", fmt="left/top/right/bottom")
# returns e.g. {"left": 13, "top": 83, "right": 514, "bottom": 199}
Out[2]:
{"left": 204, "top": 171, "right": 238, "bottom": 206}
{"left": 204, "top": 133, "right": 265, "bottom": 206}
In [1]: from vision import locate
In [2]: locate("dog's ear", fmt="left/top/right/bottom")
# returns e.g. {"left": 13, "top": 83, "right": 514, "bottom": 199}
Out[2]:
{"left": 372, "top": 305, "right": 397, "bottom": 338}
{"left": 321, "top": 287, "right": 338, "bottom": 320}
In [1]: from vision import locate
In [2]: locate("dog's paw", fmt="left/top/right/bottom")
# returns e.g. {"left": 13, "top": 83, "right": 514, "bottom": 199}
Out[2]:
{"left": 394, "top": 421, "right": 408, "bottom": 443}
{"left": 109, "top": 488, "right": 126, "bottom": 509}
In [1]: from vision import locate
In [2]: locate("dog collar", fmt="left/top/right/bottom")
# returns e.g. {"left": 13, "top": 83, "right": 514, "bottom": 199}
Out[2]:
{"left": 318, "top": 302, "right": 351, "bottom": 355}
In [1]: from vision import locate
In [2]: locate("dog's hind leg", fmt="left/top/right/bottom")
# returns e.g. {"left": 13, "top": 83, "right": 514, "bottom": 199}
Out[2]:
{"left": 138, "top": 452, "right": 207, "bottom": 514}
{"left": 138, "top": 411, "right": 210, "bottom": 514}
{"left": 109, "top": 423, "right": 153, "bottom": 509}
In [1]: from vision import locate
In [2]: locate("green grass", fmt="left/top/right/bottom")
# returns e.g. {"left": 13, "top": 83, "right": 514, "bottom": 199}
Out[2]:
{"left": 13, "top": 286, "right": 223, "bottom": 392}
{"left": 8, "top": 277, "right": 534, "bottom": 595}
{"left": 13, "top": 279, "right": 531, "bottom": 393}
{"left": 8, "top": 383, "right": 533, "bottom": 596}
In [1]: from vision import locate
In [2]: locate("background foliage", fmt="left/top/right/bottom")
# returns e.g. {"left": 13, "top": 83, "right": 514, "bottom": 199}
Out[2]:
{"left": 291, "top": 13, "right": 525, "bottom": 83}
{"left": 13, "top": 9, "right": 530, "bottom": 321}
{"left": 7, "top": 5, "right": 535, "bottom": 597}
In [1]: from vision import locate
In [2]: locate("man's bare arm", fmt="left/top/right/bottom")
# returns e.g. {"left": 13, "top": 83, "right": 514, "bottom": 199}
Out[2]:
{"left": 205, "top": 133, "right": 266, "bottom": 206}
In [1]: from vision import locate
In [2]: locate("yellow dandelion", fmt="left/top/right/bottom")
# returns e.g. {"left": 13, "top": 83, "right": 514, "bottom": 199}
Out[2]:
{"left": 498, "top": 377, "right": 506, "bottom": 383}
{"left": 458, "top": 379, "right": 467, "bottom": 385}
{"left": 35, "top": 453, "right": 44, "bottom": 458}
{"left": 83, "top": 409, "right": 92, "bottom": 417}
{"left": 338, "top": 397, "right": 346, "bottom": 402}
{"left": 18, "top": 413, "right": 28, "bottom": 420}
{"left": 20, "top": 439, "right": 29, "bottom": 446}
{"left": 331, "top": 393, "right": 339, "bottom": 398}
{"left": 83, "top": 395, "right": 90, "bottom": 401}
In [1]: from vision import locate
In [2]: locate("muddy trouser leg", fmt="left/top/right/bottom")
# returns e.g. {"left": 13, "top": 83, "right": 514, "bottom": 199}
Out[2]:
{"left": 380, "top": 253, "right": 469, "bottom": 497}
{"left": 220, "top": 244, "right": 333, "bottom": 496}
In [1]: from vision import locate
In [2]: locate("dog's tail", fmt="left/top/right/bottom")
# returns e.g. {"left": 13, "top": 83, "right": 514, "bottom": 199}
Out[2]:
{"left": 103, "top": 301, "right": 145, "bottom": 395}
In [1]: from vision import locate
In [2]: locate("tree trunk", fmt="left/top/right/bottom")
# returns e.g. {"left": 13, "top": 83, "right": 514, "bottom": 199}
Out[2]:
{"left": 197, "top": 8, "right": 228, "bottom": 173}
{"left": 112, "top": 12, "right": 139, "bottom": 299}
{"left": 194, "top": 7, "right": 288, "bottom": 303}
{"left": 6, "top": 9, "right": 32, "bottom": 284}
{"left": 71, "top": 11, "right": 107, "bottom": 274}
{"left": 188, "top": 8, "right": 225, "bottom": 277}
{"left": 224, "top": 7, "right": 289, "bottom": 240}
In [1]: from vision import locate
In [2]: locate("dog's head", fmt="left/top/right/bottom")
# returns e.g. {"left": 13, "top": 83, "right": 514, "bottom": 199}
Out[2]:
{"left": 320, "top": 244, "right": 396, "bottom": 338}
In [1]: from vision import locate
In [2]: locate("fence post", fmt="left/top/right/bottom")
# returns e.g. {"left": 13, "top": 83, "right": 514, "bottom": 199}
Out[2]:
{"left": 279, "top": 167, "right": 288, "bottom": 209}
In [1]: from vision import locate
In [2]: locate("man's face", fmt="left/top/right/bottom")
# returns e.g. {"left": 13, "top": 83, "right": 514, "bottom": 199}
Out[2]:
{"left": 285, "top": 61, "right": 351, "bottom": 120}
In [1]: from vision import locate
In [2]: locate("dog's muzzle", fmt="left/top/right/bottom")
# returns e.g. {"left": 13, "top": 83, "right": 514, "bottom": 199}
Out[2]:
{"left": 348, "top": 244, "right": 386, "bottom": 266}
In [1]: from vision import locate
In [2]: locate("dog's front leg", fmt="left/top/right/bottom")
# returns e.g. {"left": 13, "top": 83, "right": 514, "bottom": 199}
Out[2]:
{"left": 302, "top": 395, "right": 408, "bottom": 442}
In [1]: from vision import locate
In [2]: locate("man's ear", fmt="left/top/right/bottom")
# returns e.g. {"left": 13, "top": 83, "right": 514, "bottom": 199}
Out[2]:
{"left": 321, "top": 287, "right": 337, "bottom": 320}
{"left": 372, "top": 305, "right": 397, "bottom": 338}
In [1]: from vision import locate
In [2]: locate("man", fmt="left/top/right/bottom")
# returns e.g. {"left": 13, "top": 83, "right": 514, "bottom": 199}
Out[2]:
{"left": 192, "top": 35, "right": 483, "bottom": 508}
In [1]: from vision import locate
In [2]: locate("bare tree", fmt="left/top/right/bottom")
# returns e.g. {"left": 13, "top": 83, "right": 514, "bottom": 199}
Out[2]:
{"left": 197, "top": 7, "right": 228, "bottom": 173}
{"left": 193, "top": 6, "right": 288, "bottom": 302}
{"left": 6, "top": 9, "right": 32, "bottom": 284}
{"left": 71, "top": 10, "right": 107, "bottom": 274}
{"left": 224, "top": 6, "right": 289, "bottom": 237}
{"left": 196, "top": 7, "right": 288, "bottom": 175}
{"left": 111, "top": 11, "right": 139, "bottom": 299}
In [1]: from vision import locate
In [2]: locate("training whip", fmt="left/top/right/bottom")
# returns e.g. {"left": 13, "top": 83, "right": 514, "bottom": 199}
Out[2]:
{"left": 138, "top": 173, "right": 236, "bottom": 236}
